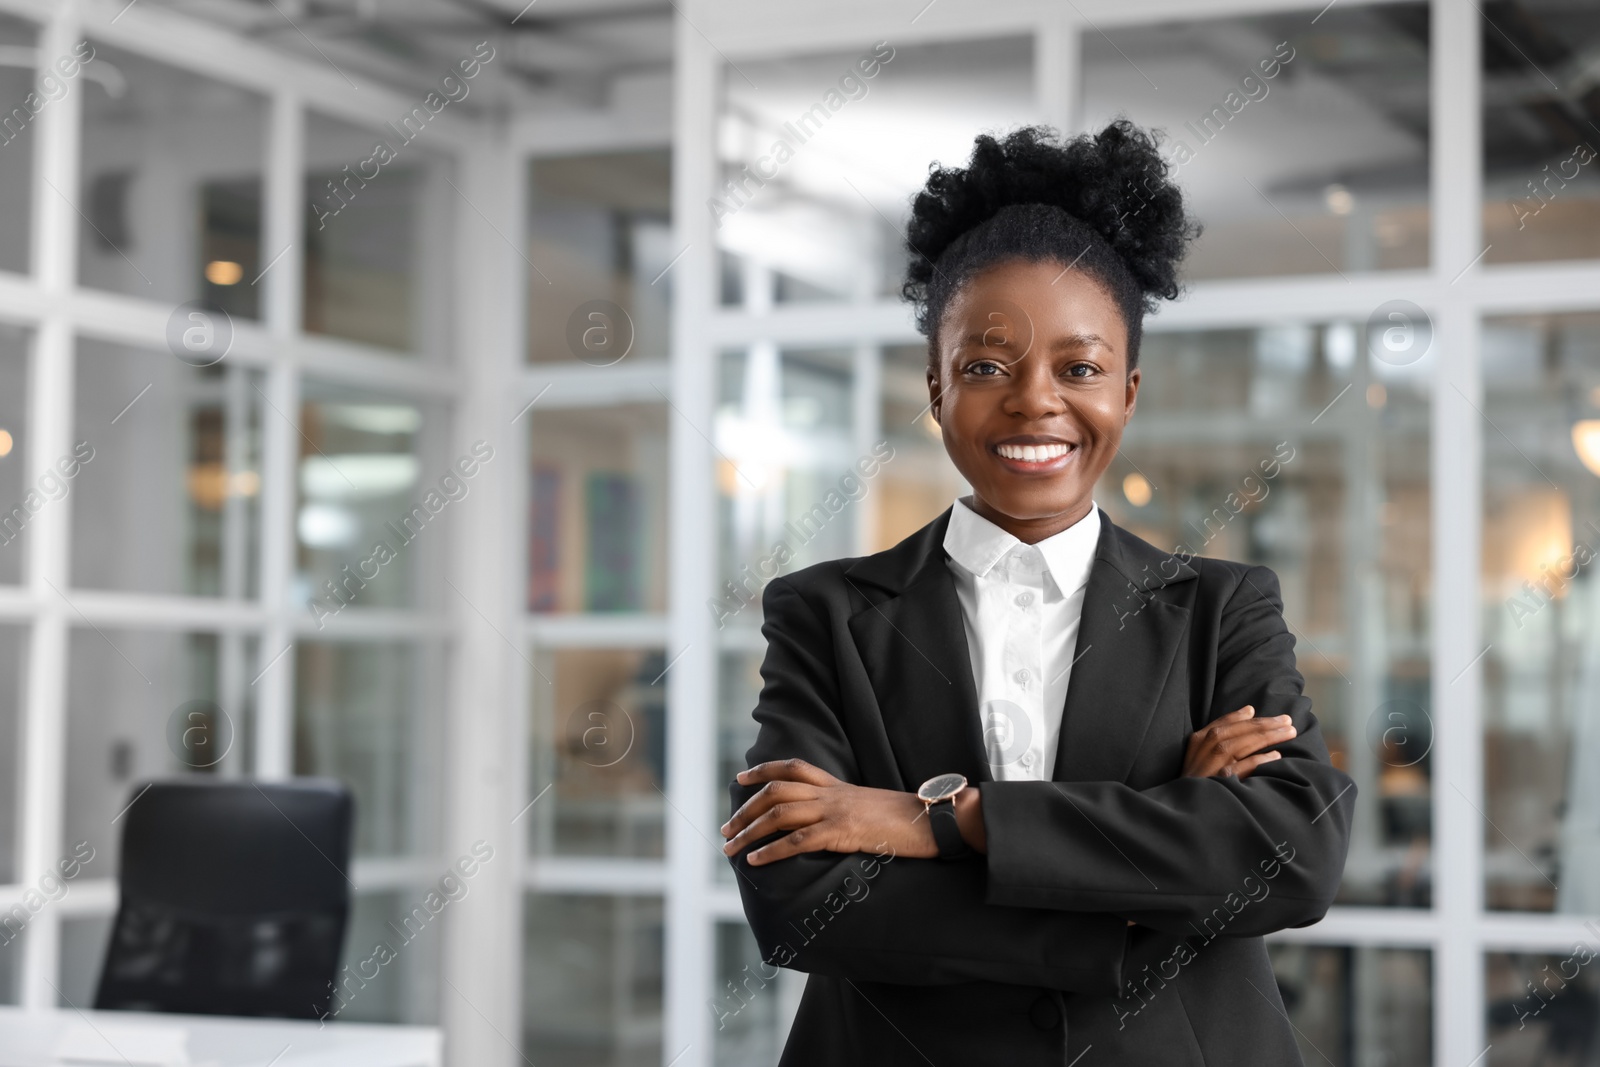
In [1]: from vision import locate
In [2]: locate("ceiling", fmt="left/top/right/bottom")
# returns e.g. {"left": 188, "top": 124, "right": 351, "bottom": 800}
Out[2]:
{"left": 142, "top": 0, "right": 674, "bottom": 110}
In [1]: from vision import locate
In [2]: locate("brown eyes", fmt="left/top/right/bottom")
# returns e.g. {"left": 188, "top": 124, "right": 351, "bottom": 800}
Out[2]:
{"left": 962, "top": 360, "right": 1096, "bottom": 378}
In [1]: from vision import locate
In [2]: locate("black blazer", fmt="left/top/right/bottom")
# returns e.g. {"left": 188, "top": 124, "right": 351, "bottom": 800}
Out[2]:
{"left": 727, "top": 505, "right": 1355, "bottom": 1066}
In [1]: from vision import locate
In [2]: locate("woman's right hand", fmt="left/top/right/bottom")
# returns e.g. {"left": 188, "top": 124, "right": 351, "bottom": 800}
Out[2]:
{"left": 1182, "top": 705, "right": 1297, "bottom": 780}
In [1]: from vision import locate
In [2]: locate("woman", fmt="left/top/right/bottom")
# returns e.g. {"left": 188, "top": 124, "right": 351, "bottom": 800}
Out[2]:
{"left": 720, "top": 122, "right": 1355, "bottom": 1066}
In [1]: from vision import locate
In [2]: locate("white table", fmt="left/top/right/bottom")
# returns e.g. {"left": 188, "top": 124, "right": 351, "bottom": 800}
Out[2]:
{"left": 0, "top": 1006, "right": 442, "bottom": 1067}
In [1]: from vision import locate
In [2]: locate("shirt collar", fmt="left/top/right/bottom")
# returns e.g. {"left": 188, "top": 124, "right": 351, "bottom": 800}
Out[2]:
{"left": 944, "top": 496, "right": 1102, "bottom": 595}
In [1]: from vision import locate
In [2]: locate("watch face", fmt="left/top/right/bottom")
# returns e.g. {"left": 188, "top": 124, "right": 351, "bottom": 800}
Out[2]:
{"left": 917, "top": 772, "right": 968, "bottom": 803}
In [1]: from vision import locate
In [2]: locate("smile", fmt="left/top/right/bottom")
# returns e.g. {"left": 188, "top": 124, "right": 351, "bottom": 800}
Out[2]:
{"left": 996, "top": 443, "right": 1072, "bottom": 461}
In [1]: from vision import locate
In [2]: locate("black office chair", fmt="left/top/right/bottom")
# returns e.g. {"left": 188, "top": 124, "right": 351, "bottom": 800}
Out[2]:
{"left": 94, "top": 778, "right": 354, "bottom": 1019}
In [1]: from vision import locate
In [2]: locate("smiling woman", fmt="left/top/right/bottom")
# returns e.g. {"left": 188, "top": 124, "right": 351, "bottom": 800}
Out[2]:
{"left": 723, "top": 121, "right": 1355, "bottom": 1067}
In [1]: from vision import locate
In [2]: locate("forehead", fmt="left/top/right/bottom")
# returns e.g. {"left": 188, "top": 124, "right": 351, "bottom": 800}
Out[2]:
{"left": 935, "top": 260, "right": 1129, "bottom": 364}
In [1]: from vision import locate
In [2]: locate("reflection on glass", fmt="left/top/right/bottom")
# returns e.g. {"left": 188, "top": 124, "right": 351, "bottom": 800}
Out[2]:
{"left": 72, "top": 338, "right": 262, "bottom": 599}
{"left": 294, "top": 641, "right": 442, "bottom": 859}
{"left": 875, "top": 342, "right": 967, "bottom": 551}
{"left": 304, "top": 112, "right": 453, "bottom": 354}
{"left": 1083, "top": 6, "right": 1431, "bottom": 281}
{"left": 0, "top": 626, "right": 22, "bottom": 886}
{"left": 528, "top": 648, "right": 666, "bottom": 859}
{"left": 296, "top": 384, "right": 438, "bottom": 613}
{"left": 1269, "top": 944, "right": 1432, "bottom": 1065}
{"left": 56, "top": 914, "right": 113, "bottom": 1010}
{"left": 0, "top": 324, "right": 30, "bottom": 586}
{"left": 64, "top": 629, "right": 257, "bottom": 873}
{"left": 713, "top": 921, "right": 802, "bottom": 1067}
{"left": 527, "top": 151, "right": 671, "bottom": 364}
{"left": 715, "top": 346, "right": 866, "bottom": 632}
{"left": 1486, "top": 950, "right": 1600, "bottom": 1063}
{"left": 79, "top": 41, "right": 265, "bottom": 307}
{"left": 522, "top": 893, "right": 662, "bottom": 1067}
{"left": 717, "top": 37, "right": 1036, "bottom": 306}
{"left": 333, "top": 889, "right": 441, "bottom": 1026}
{"left": 1482, "top": 2, "right": 1600, "bottom": 264}
{"left": 1482, "top": 312, "right": 1600, "bottom": 912}
{"left": 0, "top": 14, "right": 39, "bottom": 275}
{"left": 528, "top": 405, "right": 667, "bottom": 614}
{"left": 1099, "top": 323, "right": 1432, "bottom": 906}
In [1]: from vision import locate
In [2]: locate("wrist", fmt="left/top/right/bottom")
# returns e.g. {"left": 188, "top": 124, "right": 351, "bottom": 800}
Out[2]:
{"left": 953, "top": 786, "right": 986, "bottom": 854}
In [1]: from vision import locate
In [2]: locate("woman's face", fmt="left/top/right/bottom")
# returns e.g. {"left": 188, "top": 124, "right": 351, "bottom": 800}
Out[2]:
{"left": 926, "top": 258, "right": 1139, "bottom": 543}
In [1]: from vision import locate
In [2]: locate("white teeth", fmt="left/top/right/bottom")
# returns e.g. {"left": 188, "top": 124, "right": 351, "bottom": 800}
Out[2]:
{"left": 997, "top": 443, "right": 1072, "bottom": 461}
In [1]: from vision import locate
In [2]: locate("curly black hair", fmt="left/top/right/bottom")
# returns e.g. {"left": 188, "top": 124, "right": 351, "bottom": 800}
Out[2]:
{"left": 902, "top": 120, "right": 1199, "bottom": 371}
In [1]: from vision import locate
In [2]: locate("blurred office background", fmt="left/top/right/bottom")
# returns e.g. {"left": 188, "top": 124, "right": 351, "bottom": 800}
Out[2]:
{"left": 0, "top": 0, "right": 1595, "bottom": 1064}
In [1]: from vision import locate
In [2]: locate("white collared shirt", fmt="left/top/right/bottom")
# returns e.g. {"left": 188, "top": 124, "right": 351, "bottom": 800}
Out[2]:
{"left": 942, "top": 496, "right": 1101, "bottom": 781}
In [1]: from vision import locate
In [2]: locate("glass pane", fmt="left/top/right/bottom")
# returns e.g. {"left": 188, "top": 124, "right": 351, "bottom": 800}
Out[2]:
{"left": 1099, "top": 322, "right": 1432, "bottom": 907}
{"left": 0, "top": 14, "right": 39, "bottom": 274}
{"left": 0, "top": 324, "right": 31, "bottom": 586}
{"left": 296, "top": 384, "right": 447, "bottom": 614}
{"left": 1269, "top": 944, "right": 1433, "bottom": 1065}
{"left": 527, "top": 648, "right": 666, "bottom": 859}
{"left": 527, "top": 151, "right": 671, "bottom": 365}
{"left": 715, "top": 649, "right": 762, "bottom": 886}
{"left": 294, "top": 641, "right": 443, "bottom": 859}
{"left": 1083, "top": 6, "right": 1431, "bottom": 281}
{"left": 1482, "top": 312, "right": 1600, "bottom": 912}
{"left": 528, "top": 404, "right": 667, "bottom": 614}
{"left": 72, "top": 338, "right": 262, "bottom": 599}
{"left": 0, "top": 625, "right": 22, "bottom": 886}
{"left": 79, "top": 41, "right": 265, "bottom": 309}
{"left": 304, "top": 112, "right": 454, "bottom": 354}
{"left": 876, "top": 341, "right": 967, "bottom": 552}
{"left": 0, "top": 921, "right": 17, "bottom": 1004}
{"left": 522, "top": 893, "right": 663, "bottom": 1067}
{"left": 332, "top": 888, "right": 443, "bottom": 1026}
{"left": 714, "top": 346, "right": 868, "bottom": 633}
{"left": 57, "top": 914, "right": 114, "bottom": 1009}
{"left": 716, "top": 38, "right": 1037, "bottom": 307}
{"left": 64, "top": 629, "right": 259, "bottom": 871}
{"left": 712, "top": 921, "right": 803, "bottom": 1067}
{"left": 1486, "top": 949, "right": 1600, "bottom": 1062}
{"left": 1482, "top": 2, "right": 1600, "bottom": 264}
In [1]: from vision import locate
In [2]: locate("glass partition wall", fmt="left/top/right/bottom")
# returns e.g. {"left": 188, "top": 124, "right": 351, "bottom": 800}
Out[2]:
{"left": 666, "top": 2, "right": 1600, "bottom": 1066}
{"left": 0, "top": 0, "right": 478, "bottom": 1046}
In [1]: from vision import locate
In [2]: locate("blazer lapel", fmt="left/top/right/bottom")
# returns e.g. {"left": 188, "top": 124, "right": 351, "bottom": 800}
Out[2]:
{"left": 844, "top": 507, "right": 992, "bottom": 790}
{"left": 1051, "top": 510, "right": 1196, "bottom": 783}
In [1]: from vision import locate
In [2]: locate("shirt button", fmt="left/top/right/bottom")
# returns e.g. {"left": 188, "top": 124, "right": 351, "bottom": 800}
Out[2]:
{"left": 1015, "top": 591, "right": 1034, "bottom": 607}
{"left": 1014, "top": 668, "right": 1031, "bottom": 685}
{"left": 1021, "top": 752, "right": 1036, "bottom": 768}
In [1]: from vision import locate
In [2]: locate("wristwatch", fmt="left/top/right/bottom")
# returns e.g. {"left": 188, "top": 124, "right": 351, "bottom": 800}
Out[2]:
{"left": 917, "top": 772, "right": 973, "bottom": 859}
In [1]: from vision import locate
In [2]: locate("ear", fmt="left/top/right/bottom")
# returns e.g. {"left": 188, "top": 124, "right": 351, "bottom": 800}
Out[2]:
{"left": 1123, "top": 366, "right": 1141, "bottom": 424}
{"left": 925, "top": 362, "right": 943, "bottom": 424}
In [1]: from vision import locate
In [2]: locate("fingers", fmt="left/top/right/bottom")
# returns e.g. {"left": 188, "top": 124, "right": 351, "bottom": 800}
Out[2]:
{"left": 736, "top": 758, "right": 837, "bottom": 789}
{"left": 1184, "top": 708, "right": 1298, "bottom": 778}
{"left": 1222, "top": 750, "right": 1284, "bottom": 780}
{"left": 720, "top": 779, "right": 817, "bottom": 840}
{"left": 744, "top": 825, "right": 833, "bottom": 865}
{"left": 722, "top": 799, "right": 825, "bottom": 858}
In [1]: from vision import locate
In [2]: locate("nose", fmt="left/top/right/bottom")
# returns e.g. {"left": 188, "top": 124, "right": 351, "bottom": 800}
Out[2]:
{"left": 1003, "top": 352, "right": 1066, "bottom": 421}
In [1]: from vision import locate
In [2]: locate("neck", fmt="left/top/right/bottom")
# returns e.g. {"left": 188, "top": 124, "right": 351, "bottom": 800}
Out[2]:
{"left": 968, "top": 495, "right": 1094, "bottom": 544}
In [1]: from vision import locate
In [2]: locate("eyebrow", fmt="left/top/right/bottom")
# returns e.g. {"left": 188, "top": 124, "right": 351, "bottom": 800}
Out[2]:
{"left": 955, "top": 331, "right": 1114, "bottom": 352}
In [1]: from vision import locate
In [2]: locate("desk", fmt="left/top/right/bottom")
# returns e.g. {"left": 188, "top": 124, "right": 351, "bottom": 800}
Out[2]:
{"left": 0, "top": 1007, "right": 441, "bottom": 1067}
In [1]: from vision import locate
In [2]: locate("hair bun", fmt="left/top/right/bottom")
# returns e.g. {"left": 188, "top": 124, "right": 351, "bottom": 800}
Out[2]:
{"left": 904, "top": 121, "right": 1199, "bottom": 319}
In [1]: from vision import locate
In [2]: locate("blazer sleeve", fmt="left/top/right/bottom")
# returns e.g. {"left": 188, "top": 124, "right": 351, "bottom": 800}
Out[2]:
{"left": 980, "top": 565, "right": 1355, "bottom": 938}
{"left": 728, "top": 575, "right": 1130, "bottom": 995}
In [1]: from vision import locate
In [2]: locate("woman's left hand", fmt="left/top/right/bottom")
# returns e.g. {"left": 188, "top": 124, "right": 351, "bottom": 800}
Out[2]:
{"left": 720, "top": 759, "right": 936, "bottom": 864}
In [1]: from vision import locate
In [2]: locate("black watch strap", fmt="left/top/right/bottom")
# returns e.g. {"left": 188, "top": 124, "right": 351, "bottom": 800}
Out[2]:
{"left": 929, "top": 798, "right": 973, "bottom": 859}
